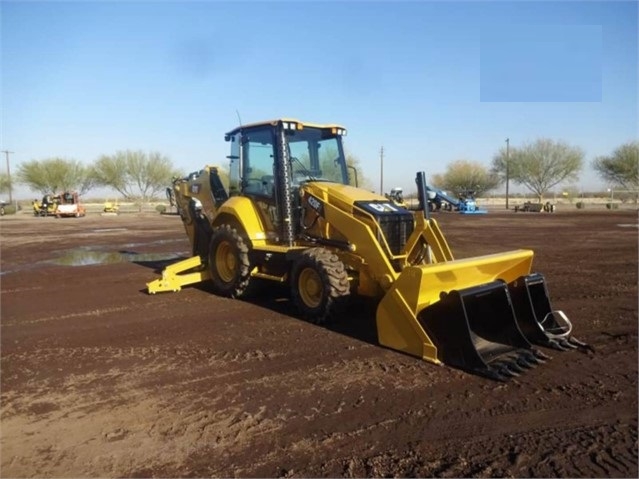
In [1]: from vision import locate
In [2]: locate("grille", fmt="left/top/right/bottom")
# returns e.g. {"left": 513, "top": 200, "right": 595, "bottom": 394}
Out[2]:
{"left": 378, "top": 215, "right": 415, "bottom": 255}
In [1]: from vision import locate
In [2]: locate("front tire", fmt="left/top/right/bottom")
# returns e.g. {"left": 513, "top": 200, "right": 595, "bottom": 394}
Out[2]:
{"left": 291, "top": 248, "right": 350, "bottom": 324}
{"left": 208, "top": 224, "right": 251, "bottom": 298}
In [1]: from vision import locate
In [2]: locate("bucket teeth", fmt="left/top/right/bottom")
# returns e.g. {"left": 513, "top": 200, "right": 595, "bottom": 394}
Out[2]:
{"left": 558, "top": 338, "right": 579, "bottom": 350}
{"left": 548, "top": 339, "right": 573, "bottom": 351}
{"left": 568, "top": 336, "right": 590, "bottom": 349}
{"left": 516, "top": 357, "right": 533, "bottom": 369}
{"left": 484, "top": 350, "right": 542, "bottom": 381}
{"left": 493, "top": 363, "right": 519, "bottom": 378}
{"left": 481, "top": 368, "right": 510, "bottom": 382}
{"left": 505, "top": 360, "right": 526, "bottom": 374}
{"left": 515, "top": 352, "right": 536, "bottom": 369}
{"left": 532, "top": 349, "right": 551, "bottom": 362}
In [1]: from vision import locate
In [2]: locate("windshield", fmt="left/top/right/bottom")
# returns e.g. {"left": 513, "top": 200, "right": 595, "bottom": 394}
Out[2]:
{"left": 285, "top": 127, "right": 349, "bottom": 185}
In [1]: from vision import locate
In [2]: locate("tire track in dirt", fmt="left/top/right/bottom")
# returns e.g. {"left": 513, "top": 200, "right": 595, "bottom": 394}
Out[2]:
{"left": 201, "top": 345, "right": 637, "bottom": 477}
{"left": 295, "top": 408, "right": 637, "bottom": 478}
{"left": 331, "top": 423, "right": 635, "bottom": 478}
{"left": 1, "top": 343, "right": 289, "bottom": 477}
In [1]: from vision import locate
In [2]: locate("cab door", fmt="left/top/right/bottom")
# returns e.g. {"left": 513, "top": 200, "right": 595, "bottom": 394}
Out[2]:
{"left": 240, "top": 127, "right": 280, "bottom": 240}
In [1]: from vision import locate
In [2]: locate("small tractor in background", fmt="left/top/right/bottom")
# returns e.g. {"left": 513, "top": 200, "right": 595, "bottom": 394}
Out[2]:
{"left": 33, "top": 194, "right": 59, "bottom": 217}
{"left": 514, "top": 201, "right": 556, "bottom": 213}
{"left": 386, "top": 187, "right": 407, "bottom": 208}
{"left": 55, "top": 191, "right": 86, "bottom": 218}
{"left": 103, "top": 199, "right": 120, "bottom": 214}
{"left": 147, "top": 118, "right": 586, "bottom": 381}
{"left": 426, "top": 186, "right": 487, "bottom": 214}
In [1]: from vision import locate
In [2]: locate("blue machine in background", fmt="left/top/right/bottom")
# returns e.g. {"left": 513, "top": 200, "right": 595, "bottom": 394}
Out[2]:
{"left": 426, "top": 186, "right": 487, "bottom": 214}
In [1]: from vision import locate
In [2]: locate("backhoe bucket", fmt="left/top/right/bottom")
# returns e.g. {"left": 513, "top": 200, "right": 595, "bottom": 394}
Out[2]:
{"left": 376, "top": 249, "right": 546, "bottom": 380}
{"left": 509, "top": 273, "right": 588, "bottom": 350}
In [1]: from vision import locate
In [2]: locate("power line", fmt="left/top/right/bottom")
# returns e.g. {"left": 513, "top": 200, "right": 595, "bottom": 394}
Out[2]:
{"left": 505, "top": 139, "right": 510, "bottom": 210}
{"left": 379, "top": 146, "right": 384, "bottom": 195}
{"left": 1, "top": 150, "right": 14, "bottom": 204}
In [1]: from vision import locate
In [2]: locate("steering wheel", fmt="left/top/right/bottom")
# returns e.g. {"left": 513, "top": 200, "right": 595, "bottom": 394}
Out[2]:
{"left": 244, "top": 178, "right": 262, "bottom": 187}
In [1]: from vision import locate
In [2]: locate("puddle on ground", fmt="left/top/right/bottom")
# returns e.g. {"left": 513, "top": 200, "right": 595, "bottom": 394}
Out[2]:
{"left": 617, "top": 224, "right": 638, "bottom": 228}
{"left": 121, "top": 239, "right": 184, "bottom": 248}
{"left": 48, "top": 248, "right": 185, "bottom": 267}
{"left": 1, "top": 239, "right": 189, "bottom": 274}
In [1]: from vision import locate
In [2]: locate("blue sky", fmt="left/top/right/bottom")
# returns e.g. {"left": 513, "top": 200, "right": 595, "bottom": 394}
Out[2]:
{"left": 2, "top": 0, "right": 637, "bottom": 198}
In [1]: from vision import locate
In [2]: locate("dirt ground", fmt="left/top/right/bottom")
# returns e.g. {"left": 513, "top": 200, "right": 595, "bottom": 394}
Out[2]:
{"left": 1, "top": 209, "right": 637, "bottom": 478}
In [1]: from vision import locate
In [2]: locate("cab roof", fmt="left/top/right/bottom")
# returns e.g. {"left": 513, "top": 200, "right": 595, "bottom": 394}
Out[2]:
{"left": 225, "top": 118, "right": 346, "bottom": 137}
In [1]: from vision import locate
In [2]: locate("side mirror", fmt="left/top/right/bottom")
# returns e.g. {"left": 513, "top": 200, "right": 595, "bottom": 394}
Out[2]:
{"left": 347, "top": 165, "right": 359, "bottom": 187}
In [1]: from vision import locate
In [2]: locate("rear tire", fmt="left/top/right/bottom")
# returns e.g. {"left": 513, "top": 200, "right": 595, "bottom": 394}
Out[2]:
{"left": 208, "top": 224, "right": 251, "bottom": 298}
{"left": 291, "top": 247, "right": 350, "bottom": 324}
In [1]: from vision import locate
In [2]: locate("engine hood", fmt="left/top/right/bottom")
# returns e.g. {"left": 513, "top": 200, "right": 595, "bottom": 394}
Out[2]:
{"left": 302, "top": 181, "right": 388, "bottom": 208}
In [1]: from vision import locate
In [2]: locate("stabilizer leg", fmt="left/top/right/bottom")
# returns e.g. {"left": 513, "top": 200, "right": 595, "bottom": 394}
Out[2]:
{"left": 147, "top": 256, "right": 211, "bottom": 294}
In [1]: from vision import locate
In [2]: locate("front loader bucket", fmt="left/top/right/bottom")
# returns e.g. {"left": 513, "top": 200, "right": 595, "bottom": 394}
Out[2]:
{"left": 376, "top": 249, "right": 546, "bottom": 380}
{"left": 417, "top": 281, "right": 544, "bottom": 380}
{"left": 509, "top": 273, "right": 588, "bottom": 350}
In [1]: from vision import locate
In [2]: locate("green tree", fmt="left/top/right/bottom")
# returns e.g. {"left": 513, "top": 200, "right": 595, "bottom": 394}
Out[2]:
{"left": 0, "top": 173, "right": 11, "bottom": 195}
{"left": 317, "top": 148, "right": 372, "bottom": 190}
{"left": 93, "top": 150, "right": 181, "bottom": 201}
{"left": 430, "top": 160, "right": 500, "bottom": 197}
{"left": 492, "top": 139, "right": 584, "bottom": 201}
{"left": 592, "top": 142, "right": 639, "bottom": 191}
{"left": 346, "top": 153, "right": 374, "bottom": 190}
{"left": 16, "top": 158, "right": 95, "bottom": 195}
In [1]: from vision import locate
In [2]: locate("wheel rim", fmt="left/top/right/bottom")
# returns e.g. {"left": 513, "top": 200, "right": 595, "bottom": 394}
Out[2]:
{"left": 215, "top": 241, "right": 236, "bottom": 283}
{"left": 298, "top": 268, "right": 323, "bottom": 308}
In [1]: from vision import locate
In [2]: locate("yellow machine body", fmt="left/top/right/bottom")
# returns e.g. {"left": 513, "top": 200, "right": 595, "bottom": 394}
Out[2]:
{"left": 147, "top": 119, "right": 585, "bottom": 380}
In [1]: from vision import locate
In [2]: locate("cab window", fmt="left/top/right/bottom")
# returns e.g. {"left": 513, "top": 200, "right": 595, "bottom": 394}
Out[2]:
{"left": 242, "top": 128, "right": 276, "bottom": 197}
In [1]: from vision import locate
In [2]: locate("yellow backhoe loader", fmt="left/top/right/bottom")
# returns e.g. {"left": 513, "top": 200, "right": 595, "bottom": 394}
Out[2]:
{"left": 147, "top": 119, "right": 587, "bottom": 380}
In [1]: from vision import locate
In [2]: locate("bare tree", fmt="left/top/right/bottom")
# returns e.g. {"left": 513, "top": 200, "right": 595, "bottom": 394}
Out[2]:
{"left": 430, "top": 160, "right": 500, "bottom": 196}
{"left": 592, "top": 142, "right": 639, "bottom": 191}
{"left": 17, "top": 158, "right": 95, "bottom": 195}
{"left": 492, "top": 139, "right": 583, "bottom": 201}
{"left": 93, "top": 150, "right": 181, "bottom": 201}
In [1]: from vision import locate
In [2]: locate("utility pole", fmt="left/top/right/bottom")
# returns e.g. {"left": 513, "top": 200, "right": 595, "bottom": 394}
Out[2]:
{"left": 379, "top": 146, "right": 384, "bottom": 195}
{"left": 505, "top": 138, "right": 510, "bottom": 210}
{"left": 1, "top": 150, "right": 14, "bottom": 204}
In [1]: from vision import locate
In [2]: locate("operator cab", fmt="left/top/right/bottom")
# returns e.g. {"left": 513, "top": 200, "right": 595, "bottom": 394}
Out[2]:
{"left": 225, "top": 118, "right": 349, "bottom": 196}
{"left": 225, "top": 119, "right": 350, "bottom": 243}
